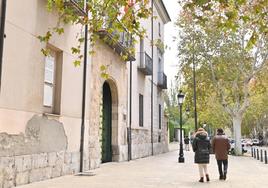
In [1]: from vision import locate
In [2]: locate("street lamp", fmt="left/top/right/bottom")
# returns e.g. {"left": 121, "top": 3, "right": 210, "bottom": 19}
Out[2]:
{"left": 178, "top": 90, "right": 185, "bottom": 163}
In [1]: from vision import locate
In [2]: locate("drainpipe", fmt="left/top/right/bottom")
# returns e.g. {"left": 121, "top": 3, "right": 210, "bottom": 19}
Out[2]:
{"left": 0, "top": 0, "right": 7, "bottom": 92}
{"left": 128, "top": 57, "right": 132, "bottom": 161}
{"left": 150, "top": 0, "right": 154, "bottom": 156}
{"left": 79, "top": 0, "right": 88, "bottom": 173}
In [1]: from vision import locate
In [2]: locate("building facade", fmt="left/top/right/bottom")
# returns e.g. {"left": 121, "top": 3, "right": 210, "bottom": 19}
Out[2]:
{"left": 129, "top": 0, "right": 170, "bottom": 159}
{"left": 0, "top": 0, "right": 170, "bottom": 187}
{"left": 0, "top": 1, "right": 91, "bottom": 187}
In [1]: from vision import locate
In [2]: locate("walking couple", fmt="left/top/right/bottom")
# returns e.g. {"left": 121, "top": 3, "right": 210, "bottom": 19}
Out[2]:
{"left": 192, "top": 128, "right": 230, "bottom": 183}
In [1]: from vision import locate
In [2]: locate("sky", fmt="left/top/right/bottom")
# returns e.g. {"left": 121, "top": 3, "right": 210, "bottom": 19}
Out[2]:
{"left": 162, "top": 0, "right": 181, "bottom": 87}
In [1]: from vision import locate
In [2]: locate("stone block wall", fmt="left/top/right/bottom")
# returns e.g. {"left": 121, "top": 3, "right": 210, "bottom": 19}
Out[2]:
{"left": 0, "top": 151, "right": 81, "bottom": 188}
{"left": 131, "top": 128, "right": 168, "bottom": 159}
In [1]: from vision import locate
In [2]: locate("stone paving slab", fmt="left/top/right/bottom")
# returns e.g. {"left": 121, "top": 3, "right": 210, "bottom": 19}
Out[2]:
{"left": 20, "top": 147, "right": 268, "bottom": 188}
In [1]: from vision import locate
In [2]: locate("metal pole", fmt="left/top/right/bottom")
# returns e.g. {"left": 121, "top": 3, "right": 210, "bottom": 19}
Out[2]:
{"left": 178, "top": 104, "right": 184, "bottom": 163}
{"left": 265, "top": 150, "right": 267, "bottom": 164}
{"left": 79, "top": 0, "right": 88, "bottom": 173}
{"left": 0, "top": 0, "right": 7, "bottom": 91}
{"left": 192, "top": 36, "right": 198, "bottom": 131}
{"left": 150, "top": 0, "right": 154, "bottom": 156}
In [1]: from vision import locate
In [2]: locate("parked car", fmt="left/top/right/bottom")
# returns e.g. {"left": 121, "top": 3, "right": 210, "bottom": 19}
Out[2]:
{"left": 229, "top": 139, "right": 247, "bottom": 155}
{"left": 241, "top": 139, "right": 253, "bottom": 146}
{"left": 241, "top": 139, "right": 246, "bottom": 147}
{"left": 252, "top": 139, "right": 260, "bottom": 146}
{"left": 246, "top": 139, "right": 253, "bottom": 146}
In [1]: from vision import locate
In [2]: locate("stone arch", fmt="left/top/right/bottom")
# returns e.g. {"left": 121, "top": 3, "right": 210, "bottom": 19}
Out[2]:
{"left": 101, "top": 78, "right": 119, "bottom": 162}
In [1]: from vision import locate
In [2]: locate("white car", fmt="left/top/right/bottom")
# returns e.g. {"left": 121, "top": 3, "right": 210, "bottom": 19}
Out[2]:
{"left": 252, "top": 139, "right": 260, "bottom": 146}
{"left": 229, "top": 139, "right": 247, "bottom": 155}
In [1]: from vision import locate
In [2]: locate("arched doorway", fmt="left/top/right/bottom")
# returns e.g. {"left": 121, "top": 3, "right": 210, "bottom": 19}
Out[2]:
{"left": 102, "top": 82, "right": 112, "bottom": 163}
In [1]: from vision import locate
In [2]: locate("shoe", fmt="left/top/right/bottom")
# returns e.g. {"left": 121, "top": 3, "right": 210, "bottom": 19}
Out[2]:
{"left": 199, "top": 177, "right": 204, "bottom": 182}
{"left": 223, "top": 172, "right": 227, "bottom": 180}
{"left": 206, "top": 174, "right": 210, "bottom": 182}
{"left": 219, "top": 175, "right": 224, "bottom": 180}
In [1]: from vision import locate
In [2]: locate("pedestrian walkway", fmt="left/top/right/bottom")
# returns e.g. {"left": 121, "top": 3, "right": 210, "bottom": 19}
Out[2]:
{"left": 20, "top": 147, "right": 268, "bottom": 188}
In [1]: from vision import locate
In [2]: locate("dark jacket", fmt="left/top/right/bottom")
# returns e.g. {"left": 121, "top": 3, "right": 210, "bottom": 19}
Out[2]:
{"left": 192, "top": 131, "right": 210, "bottom": 164}
{"left": 184, "top": 137, "right": 190, "bottom": 144}
{"left": 212, "top": 134, "right": 230, "bottom": 160}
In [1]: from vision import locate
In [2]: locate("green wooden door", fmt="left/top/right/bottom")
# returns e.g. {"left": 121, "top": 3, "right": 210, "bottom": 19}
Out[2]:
{"left": 102, "top": 82, "right": 112, "bottom": 163}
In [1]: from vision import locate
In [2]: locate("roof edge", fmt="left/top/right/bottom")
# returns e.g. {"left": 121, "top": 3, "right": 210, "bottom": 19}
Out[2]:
{"left": 154, "top": 0, "right": 171, "bottom": 24}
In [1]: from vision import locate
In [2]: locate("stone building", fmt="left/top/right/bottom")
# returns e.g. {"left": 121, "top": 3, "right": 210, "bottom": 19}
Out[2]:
{"left": 0, "top": 0, "right": 91, "bottom": 187}
{"left": 129, "top": 0, "right": 170, "bottom": 159}
{"left": 0, "top": 0, "right": 170, "bottom": 187}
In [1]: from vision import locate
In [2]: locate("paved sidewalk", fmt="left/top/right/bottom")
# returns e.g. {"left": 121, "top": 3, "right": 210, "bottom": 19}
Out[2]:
{"left": 20, "top": 148, "right": 268, "bottom": 188}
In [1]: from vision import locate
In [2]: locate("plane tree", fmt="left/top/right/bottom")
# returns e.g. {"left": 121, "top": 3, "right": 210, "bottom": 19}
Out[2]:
{"left": 176, "top": 7, "right": 268, "bottom": 154}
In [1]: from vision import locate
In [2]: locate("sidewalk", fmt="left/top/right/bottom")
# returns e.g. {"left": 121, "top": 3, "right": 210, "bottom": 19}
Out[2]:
{"left": 20, "top": 147, "right": 268, "bottom": 188}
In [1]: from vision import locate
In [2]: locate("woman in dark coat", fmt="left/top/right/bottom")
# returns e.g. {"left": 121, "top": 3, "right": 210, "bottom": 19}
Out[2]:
{"left": 192, "top": 128, "right": 211, "bottom": 183}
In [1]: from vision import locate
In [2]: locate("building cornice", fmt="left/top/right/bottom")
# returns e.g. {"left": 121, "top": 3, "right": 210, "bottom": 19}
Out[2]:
{"left": 154, "top": 0, "right": 171, "bottom": 24}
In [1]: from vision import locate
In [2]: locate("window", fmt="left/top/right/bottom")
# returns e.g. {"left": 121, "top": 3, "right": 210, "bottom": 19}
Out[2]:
{"left": 158, "top": 22, "right": 161, "bottom": 37}
{"left": 43, "top": 48, "right": 62, "bottom": 114}
{"left": 159, "top": 104, "right": 162, "bottom": 129}
{"left": 158, "top": 57, "right": 162, "bottom": 72}
{"left": 139, "top": 94, "right": 144, "bottom": 127}
{"left": 158, "top": 135, "right": 161, "bottom": 143}
{"left": 140, "top": 38, "right": 144, "bottom": 52}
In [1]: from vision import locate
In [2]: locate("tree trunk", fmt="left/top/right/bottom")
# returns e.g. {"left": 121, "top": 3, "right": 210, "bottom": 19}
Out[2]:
{"left": 233, "top": 114, "right": 242, "bottom": 155}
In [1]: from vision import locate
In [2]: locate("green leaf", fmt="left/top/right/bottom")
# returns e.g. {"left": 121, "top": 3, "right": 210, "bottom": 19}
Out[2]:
{"left": 101, "top": 73, "right": 109, "bottom": 79}
{"left": 73, "top": 60, "right": 81, "bottom": 67}
{"left": 41, "top": 48, "right": 50, "bottom": 56}
{"left": 100, "top": 65, "right": 107, "bottom": 71}
{"left": 71, "top": 47, "right": 81, "bottom": 54}
{"left": 54, "top": 27, "right": 64, "bottom": 35}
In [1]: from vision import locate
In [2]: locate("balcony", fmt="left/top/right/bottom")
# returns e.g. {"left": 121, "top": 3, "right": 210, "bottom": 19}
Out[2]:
{"left": 64, "top": 0, "right": 87, "bottom": 17}
{"left": 97, "top": 23, "right": 135, "bottom": 61}
{"left": 137, "top": 52, "right": 153, "bottom": 75}
{"left": 158, "top": 72, "right": 167, "bottom": 89}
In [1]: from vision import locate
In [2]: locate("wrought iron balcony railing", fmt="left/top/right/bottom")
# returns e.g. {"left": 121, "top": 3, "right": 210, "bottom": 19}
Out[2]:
{"left": 97, "top": 22, "right": 135, "bottom": 61}
{"left": 64, "top": 0, "right": 87, "bottom": 16}
{"left": 158, "top": 72, "right": 167, "bottom": 89}
{"left": 64, "top": 1, "right": 135, "bottom": 61}
{"left": 137, "top": 52, "right": 153, "bottom": 75}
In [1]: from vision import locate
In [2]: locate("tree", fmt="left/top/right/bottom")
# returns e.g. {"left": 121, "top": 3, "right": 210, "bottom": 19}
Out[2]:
{"left": 176, "top": 6, "right": 268, "bottom": 155}
{"left": 39, "top": 0, "right": 151, "bottom": 65}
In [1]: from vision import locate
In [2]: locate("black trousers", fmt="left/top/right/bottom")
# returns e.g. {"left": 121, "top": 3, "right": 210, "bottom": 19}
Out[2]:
{"left": 217, "top": 160, "right": 228, "bottom": 176}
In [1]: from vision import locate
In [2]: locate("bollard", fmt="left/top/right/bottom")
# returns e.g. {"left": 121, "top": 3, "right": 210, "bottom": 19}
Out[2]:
{"left": 254, "top": 148, "right": 256, "bottom": 158}
{"left": 265, "top": 150, "right": 267, "bottom": 164}
{"left": 251, "top": 147, "right": 253, "bottom": 157}
{"left": 257, "top": 149, "right": 259, "bottom": 160}
{"left": 261, "top": 149, "right": 263, "bottom": 162}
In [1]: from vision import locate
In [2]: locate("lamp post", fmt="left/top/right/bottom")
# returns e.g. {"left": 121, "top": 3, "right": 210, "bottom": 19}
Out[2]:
{"left": 178, "top": 90, "right": 185, "bottom": 163}
{"left": 192, "top": 34, "right": 198, "bottom": 131}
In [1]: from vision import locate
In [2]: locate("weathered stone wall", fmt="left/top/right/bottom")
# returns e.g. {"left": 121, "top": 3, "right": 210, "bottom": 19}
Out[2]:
{"left": 88, "top": 40, "right": 128, "bottom": 169}
{"left": 0, "top": 115, "right": 67, "bottom": 157}
{"left": 0, "top": 115, "right": 88, "bottom": 188}
{"left": 131, "top": 127, "right": 168, "bottom": 159}
{"left": 0, "top": 151, "right": 81, "bottom": 188}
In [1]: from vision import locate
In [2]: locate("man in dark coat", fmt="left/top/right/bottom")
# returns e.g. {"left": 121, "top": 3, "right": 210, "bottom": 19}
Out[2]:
{"left": 192, "top": 128, "right": 211, "bottom": 182}
{"left": 212, "top": 128, "right": 230, "bottom": 180}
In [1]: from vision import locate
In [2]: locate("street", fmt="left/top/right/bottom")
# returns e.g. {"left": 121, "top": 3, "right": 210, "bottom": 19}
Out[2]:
{"left": 20, "top": 145, "right": 268, "bottom": 188}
